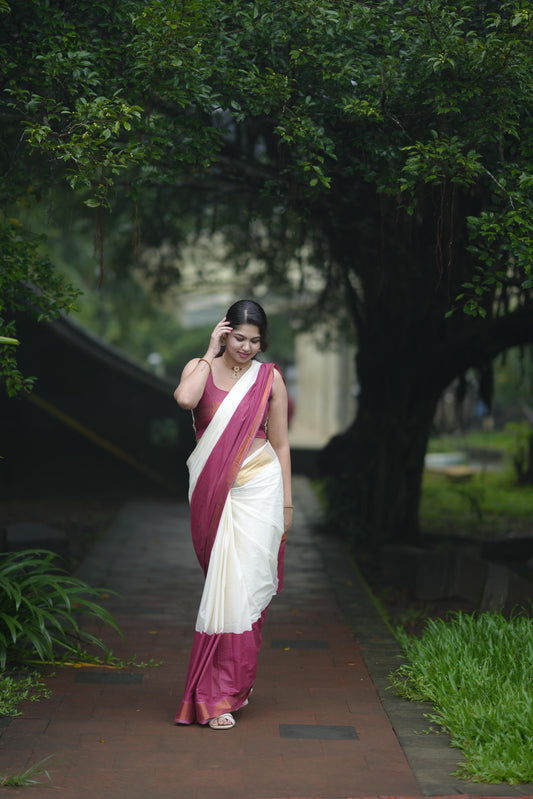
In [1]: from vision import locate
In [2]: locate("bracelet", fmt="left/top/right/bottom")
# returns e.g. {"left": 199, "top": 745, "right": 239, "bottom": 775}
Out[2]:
{"left": 198, "top": 358, "right": 212, "bottom": 372}
{"left": 284, "top": 505, "right": 294, "bottom": 509}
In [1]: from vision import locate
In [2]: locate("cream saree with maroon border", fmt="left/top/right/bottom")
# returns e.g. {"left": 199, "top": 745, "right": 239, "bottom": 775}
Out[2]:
{"left": 175, "top": 361, "right": 285, "bottom": 725}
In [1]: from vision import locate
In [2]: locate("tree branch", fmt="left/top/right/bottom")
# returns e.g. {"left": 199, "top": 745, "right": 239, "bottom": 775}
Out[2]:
{"left": 447, "top": 302, "right": 533, "bottom": 380}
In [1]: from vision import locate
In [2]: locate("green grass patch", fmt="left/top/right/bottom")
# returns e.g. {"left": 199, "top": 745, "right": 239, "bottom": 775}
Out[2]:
{"left": 0, "top": 756, "right": 53, "bottom": 787}
{"left": 427, "top": 429, "right": 516, "bottom": 454}
{"left": 420, "top": 467, "right": 533, "bottom": 539}
{"left": 391, "top": 611, "right": 533, "bottom": 784}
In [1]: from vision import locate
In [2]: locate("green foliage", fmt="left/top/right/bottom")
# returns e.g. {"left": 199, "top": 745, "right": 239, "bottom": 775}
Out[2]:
{"left": 420, "top": 468, "right": 533, "bottom": 538}
{"left": 0, "top": 549, "right": 122, "bottom": 669}
{"left": 5, "top": 1, "right": 532, "bottom": 269}
{"left": 391, "top": 611, "right": 533, "bottom": 783}
{"left": 493, "top": 346, "right": 533, "bottom": 407}
{"left": 0, "top": 216, "right": 79, "bottom": 396}
{"left": 423, "top": 428, "right": 533, "bottom": 535}
{"left": 1, "top": 0, "right": 224, "bottom": 206}
{"left": 3, "top": 0, "right": 533, "bottom": 545}
{"left": 0, "top": 757, "right": 53, "bottom": 788}
{"left": 0, "top": 671, "right": 51, "bottom": 717}
{"left": 4, "top": 0, "right": 533, "bottom": 343}
{"left": 505, "top": 421, "right": 533, "bottom": 483}
{"left": 427, "top": 429, "right": 517, "bottom": 454}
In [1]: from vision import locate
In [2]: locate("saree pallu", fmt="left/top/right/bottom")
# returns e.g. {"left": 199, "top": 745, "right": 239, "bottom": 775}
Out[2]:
{"left": 175, "top": 362, "right": 285, "bottom": 725}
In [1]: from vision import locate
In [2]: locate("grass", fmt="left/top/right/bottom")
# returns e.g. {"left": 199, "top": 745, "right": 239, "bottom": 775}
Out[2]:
{"left": 0, "top": 756, "right": 53, "bottom": 787}
{"left": 390, "top": 610, "right": 533, "bottom": 784}
{"left": 398, "top": 429, "right": 533, "bottom": 784}
{"left": 420, "top": 466, "right": 533, "bottom": 539}
{"left": 427, "top": 428, "right": 517, "bottom": 454}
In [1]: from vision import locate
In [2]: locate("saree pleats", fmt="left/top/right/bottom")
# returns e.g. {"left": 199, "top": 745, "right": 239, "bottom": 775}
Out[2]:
{"left": 174, "top": 611, "right": 267, "bottom": 725}
{"left": 198, "top": 444, "right": 283, "bottom": 635}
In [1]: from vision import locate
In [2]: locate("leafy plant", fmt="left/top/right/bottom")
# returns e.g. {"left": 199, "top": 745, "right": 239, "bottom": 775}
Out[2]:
{"left": 0, "top": 756, "right": 53, "bottom": 788}
{"left": 0, "top": 549, "right": 122, "bottom": 668}
{"left": 0, "top": 221, "right": 79, "bottom": 397}
{"left": 391, "top": 610, "right": 533, "bottom": 783}
{"left": 0, "top": 671, "right": 51, "bottom": 716}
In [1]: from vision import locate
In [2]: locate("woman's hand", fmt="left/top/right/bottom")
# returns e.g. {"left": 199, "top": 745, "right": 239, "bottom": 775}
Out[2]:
{"left": 206, "top": 317, "right": 233, "bottom": 360}
{"left": 283, "top": 507, "right": 293, "bottom": 533}
{"left": 174, "top": 317, "right": 233, "bottom": 409}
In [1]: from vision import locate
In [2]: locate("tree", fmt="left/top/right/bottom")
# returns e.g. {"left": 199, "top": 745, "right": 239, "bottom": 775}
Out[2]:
{"left": 134, "top": 0, "right": 533, "bottom": 546}
{"left": 0, "top": 0, "right": 220, "bottom": 393}
{"left": 193, "top": 0, "right": 533, "bottom": 547}
{"left": 3, "top": 0, "right": 533, "bottom": 546}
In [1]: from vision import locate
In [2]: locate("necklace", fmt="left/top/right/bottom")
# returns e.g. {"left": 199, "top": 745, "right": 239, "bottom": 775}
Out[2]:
{"left": 223, "top": 352, "right": 250, "bottom": 379}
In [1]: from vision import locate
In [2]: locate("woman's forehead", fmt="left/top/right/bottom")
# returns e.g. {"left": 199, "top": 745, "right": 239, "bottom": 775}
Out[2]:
{"left": 232, "top": 324, "right": 261, "bottom": 338}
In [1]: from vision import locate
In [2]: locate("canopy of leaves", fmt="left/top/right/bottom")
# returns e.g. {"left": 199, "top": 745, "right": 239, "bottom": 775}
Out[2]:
{"left": 2, "top": 0, "right": 533, "bottom": 387}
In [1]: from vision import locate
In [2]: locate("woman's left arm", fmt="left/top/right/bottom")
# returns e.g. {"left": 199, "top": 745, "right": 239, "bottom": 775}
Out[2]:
{"left": 268, "top": 368, "right": 293, "bottom": 532}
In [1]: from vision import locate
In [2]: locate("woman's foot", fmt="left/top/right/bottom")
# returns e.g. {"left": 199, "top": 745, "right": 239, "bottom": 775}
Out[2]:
{"left": 208, "top": 713, "right": 235, "bottom": 730}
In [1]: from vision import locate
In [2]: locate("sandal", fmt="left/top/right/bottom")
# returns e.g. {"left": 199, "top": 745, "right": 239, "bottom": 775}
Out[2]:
{"left": 208, "top": 713, "right": 235, "bottom": 730}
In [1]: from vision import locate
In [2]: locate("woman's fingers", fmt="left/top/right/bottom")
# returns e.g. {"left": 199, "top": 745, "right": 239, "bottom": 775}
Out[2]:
{"left": 210, "top": 317, "right": 232, "bottom": 347}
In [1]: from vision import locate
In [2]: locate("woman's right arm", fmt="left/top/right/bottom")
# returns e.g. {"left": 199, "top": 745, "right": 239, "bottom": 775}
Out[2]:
{"left": 173, "top": 317, "right": 232, "bottom": 409}
{"left": 173, "top": 358, "right": 211, "bottom": 410}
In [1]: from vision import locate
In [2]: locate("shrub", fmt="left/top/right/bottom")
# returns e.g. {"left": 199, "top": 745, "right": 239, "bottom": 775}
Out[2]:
{"left": 0, "top": 549, "right": 121, "bottom": 668}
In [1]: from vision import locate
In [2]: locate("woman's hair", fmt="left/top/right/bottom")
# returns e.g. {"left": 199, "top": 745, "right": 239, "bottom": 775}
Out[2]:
{"left": 225, "top": 299, "right": 269, "bottom": 352}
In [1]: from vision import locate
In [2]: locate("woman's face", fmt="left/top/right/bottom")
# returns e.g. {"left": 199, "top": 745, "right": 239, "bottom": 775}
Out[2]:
{"left": 224, "top": 324, "right": 262, "bottom": 365}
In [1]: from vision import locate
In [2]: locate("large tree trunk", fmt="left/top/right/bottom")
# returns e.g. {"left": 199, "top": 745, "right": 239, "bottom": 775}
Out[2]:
{"left": 320, "top": 294, "right": 533, "bottom": 549}
{"left": 348, "top": 367, "right": 440, "bottom": 547}
{"left": 315, "top": 175, "right": 533, "bottom": 549}
{"left": 319, "top": 186, "right": 475, "bottom": 548}
{"left": 320, "top": 314, "right": 444, "bottom": 548}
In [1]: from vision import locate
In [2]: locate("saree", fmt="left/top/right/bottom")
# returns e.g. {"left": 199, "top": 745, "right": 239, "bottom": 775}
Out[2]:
{"left": 175, "top": 360, "right": 286, "bottom": 725}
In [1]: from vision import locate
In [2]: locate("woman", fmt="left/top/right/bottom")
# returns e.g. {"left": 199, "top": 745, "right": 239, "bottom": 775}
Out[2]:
{"left": 173, "top": 299, "right": 292, "bottom": 730}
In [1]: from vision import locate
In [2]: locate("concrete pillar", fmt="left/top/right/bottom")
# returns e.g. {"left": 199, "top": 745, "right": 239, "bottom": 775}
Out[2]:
{"left": 289, "top": 331, "right": 357, "bottom": 449}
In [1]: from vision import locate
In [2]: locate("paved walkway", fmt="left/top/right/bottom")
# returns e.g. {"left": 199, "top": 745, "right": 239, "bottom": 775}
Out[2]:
{"left": 1, "top": 477, "right": 532, "bottom": 799}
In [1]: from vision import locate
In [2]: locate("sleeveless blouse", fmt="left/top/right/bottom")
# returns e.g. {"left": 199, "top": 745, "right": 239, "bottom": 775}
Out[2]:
{"left": 193, "top": 370, "right": 270, "bottom": 440}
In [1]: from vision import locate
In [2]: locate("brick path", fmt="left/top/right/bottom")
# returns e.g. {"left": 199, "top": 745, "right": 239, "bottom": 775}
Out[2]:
{"left": 0, "top": 478, "right": 531, "bottom": 799}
